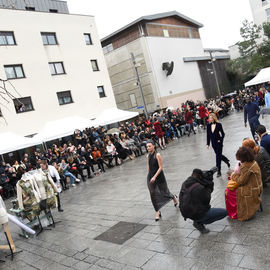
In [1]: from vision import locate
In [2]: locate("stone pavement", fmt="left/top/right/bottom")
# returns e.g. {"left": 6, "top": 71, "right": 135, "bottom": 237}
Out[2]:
{"left": 1, "top": 112, "right": 270, "bottom": 270}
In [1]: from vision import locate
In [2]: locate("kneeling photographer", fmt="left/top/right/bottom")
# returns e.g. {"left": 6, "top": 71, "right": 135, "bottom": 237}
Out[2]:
{"left": 179, "top": 167, "right": 227, "bottom": 234}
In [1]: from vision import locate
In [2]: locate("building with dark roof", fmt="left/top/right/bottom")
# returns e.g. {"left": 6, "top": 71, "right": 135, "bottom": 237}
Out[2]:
{"left": 101, "top": 11, "right": 230, "bottom": 112}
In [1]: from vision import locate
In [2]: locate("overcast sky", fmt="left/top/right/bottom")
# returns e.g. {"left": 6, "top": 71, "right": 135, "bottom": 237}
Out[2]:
{"left": 67, "top": 0, "right": 253, "bottom": 49}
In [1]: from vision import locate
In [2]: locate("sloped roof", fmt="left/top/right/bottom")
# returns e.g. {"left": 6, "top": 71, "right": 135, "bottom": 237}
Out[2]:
{"left": 101, "top": 10, "right": 203, "bottom": 43}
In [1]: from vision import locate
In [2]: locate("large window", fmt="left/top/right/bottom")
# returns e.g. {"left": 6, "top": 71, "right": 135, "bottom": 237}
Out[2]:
{"left": 13, "top": 97, "right": 34, "bottom": 113}
{"left": 91, "top": 60, "right": 99, "bottom": 71}
{"left": 4, "top": 65, "right": 25, "bottom": 79}
{"left": 266, "top": 8, "right": 270, "bottom": 20}
{"left": 49, "top": 62, "right": 65, "bottom": 75}
{"left": 129, "top": 93, "right": 138, "bottom": 108}
{"left": 57, "top": 91, "right": 73, "bottom": 105}
{"left": 0, "top": 31, "right": 16, "bottom": 46}
{"left": 84, "top": 33, "right": 93, "bottom": 45}
{"left": 41, "top": 32, "right": 58, "bottom": 45}
{"left": 97, "top": 86, "right": 106, "bottom": 98}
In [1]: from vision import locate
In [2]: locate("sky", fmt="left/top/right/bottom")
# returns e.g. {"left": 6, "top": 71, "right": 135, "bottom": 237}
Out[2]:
{"left": 67, "top": 0, "right": 253, "bottom": 49}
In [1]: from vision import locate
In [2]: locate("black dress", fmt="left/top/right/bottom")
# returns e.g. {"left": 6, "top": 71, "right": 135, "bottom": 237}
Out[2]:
{"left": 147, "top": 152, "right": 174, "bottom": 211}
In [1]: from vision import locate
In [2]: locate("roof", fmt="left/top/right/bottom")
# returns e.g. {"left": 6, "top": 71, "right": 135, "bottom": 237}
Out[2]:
{"left": 101, "top": 10, "right": 203, "bottom": 42}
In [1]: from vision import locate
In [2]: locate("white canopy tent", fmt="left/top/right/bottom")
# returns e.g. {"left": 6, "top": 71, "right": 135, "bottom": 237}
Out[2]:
{"left": 34, "top": 116, "right": 95, "bottom": 143}
{"left": 245, "top": 67, "right": 270, "bottom": 87}
{"left": 93, "top": 107, "right": 139, "bottom": 126}
{"left": 0, "top": 132, "right": 41, "bottom": 155}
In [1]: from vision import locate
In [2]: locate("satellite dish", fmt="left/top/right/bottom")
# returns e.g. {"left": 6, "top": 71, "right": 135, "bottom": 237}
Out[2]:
{"left": 162, "top": 61, "right": 174, "bottom": 77}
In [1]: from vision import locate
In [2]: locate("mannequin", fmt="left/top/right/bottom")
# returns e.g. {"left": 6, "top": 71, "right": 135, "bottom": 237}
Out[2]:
{"left": 16, "top": 173, "right": 41, "bottom": 221}
{"left": 33, "top": 165, "right": 58, "bottom": 210}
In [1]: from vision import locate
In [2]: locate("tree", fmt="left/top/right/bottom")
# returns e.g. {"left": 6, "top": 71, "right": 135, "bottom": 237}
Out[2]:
{"left": 226, "top": 20, "right": 270, "bottom": 89}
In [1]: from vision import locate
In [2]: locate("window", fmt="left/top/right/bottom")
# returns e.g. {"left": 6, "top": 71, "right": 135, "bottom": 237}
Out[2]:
{"left": 25, "top": 6, "right": 35, "bottom": 11}
{"left": 84, "top": 33, "right": 93, "bottom": 45}
{"left": 49, "top": 9, "right": 58, "bottom": 13}
{"left": 129, "top": 93, "right": 137, "bottom": 108}
{"left": 57, "top": 91, "right": 73, "bottom": 105}
{"left": 4, "top": 65, "right": 25, "bottom": 79}
{"left": 266, "top": 8, "right": 270, "bottom": 20}
{"left": 13, "top": 97, "right": 34, "bottom": 113}
{"left": 49, "top": 62, "right": 65, "bottom": 75}
{"left": 163, "top": 29, "right": 170, "bottom": 37}
{"left": 0, "top": 31, "right": 16, "bottom": 45}
{"left": 97, "top": 86, "right": 106, "bottom": 98}
{"left": 0, "top": 108, "right": 2, "bottom": 117}
{"left": 41, "top": 32, "right": 58, "bottom": 45}
{"left": 91, "top": 60, "right": 99, "bottom": 71}
{"left": 103, "top": 43, "right": 113, "bottom": 54}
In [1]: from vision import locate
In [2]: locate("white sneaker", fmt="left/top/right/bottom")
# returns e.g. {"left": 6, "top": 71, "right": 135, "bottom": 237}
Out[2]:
{"left": 75, "top": 178, "right": 80, "bottom": 182}
{"left": 72, "top": 184, "right": 76, "bottom": 187}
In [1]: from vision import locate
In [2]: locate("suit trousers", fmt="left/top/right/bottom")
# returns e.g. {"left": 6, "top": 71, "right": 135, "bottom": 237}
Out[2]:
{"left": 213, "top": 143, "right": 229, "bottom": 172}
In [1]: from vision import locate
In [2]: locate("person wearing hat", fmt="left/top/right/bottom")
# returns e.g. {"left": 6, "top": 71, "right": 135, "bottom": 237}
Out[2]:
{"left": 244, "top": 96, "right": 260, "bottom": 140}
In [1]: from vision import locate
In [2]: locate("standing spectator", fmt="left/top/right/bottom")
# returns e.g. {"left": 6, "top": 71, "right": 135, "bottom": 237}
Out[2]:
{"left": 244, "top": 96, "right": 260, "bottom": 140}
{"left": 185, "top": 109, "right": 196, "bottom": 136}
{"left": 153, "top": 118, "right": 165, "bottom": 150}
{"left": 265, "top": 89, "right": 270, "bottom": 107}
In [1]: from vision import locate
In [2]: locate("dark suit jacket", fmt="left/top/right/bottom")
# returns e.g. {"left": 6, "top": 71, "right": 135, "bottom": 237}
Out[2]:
{"left": 207, "top": 122, "right": 225, "bottom": 148}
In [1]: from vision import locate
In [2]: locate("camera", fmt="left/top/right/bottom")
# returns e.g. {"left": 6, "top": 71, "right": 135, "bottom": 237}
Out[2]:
{"left": 202, "top": 166, "right": 218, "bottom": 181}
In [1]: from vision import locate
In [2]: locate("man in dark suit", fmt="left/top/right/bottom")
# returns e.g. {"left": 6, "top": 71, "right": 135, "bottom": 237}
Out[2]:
{"left": 244, "top": 96, "right": 260, "bottom": 140}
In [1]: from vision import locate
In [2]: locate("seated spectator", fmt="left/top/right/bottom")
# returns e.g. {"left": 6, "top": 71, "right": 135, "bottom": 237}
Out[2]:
{"left": 92, "top": 146, "right": 105, "bottom": 173}
{"left": 242, "top": 138, "right": 270, "bottom": 187}
{"left": 60, "top": 159, "right": 80, "bottom": 187}
{"left": 126, "top": 135, "right": 140, "bottom": 157}
{"left": 73, "top": 153, "right": 92, "bottom": 181}
{"left": 120, "top": 138, "right": 135, "bottom": 160}
{"left": 106, "top": 140, "right": 120, "bottom": 166}
{"left": 256, "top": 125, "right": 270, "bottom": 155}
{"left": 227, "top": 147, "right": 262, "bottom": 221}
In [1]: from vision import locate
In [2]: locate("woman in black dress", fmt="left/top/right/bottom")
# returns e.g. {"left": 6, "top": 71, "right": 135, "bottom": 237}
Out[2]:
{"left": 206, "top": 113, "right": 230, "bottom": 177}
{"left": 146, "top": 141, "right": 178, "bottom": 221}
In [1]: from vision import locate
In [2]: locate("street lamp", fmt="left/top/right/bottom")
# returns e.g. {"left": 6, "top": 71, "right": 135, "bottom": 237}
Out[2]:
{"left": 209, "top": 51, "right": 221, "bottom": 97}
{"left": 130, "top": 52, "right": 148, "bottom": 119}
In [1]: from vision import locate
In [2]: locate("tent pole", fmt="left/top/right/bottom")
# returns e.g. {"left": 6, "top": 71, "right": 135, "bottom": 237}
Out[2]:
{"left": 1, "top": 155, "right": 4, "bottom": 162}
{"left": 42, "top": 142, "right": 48, "bottom": 152}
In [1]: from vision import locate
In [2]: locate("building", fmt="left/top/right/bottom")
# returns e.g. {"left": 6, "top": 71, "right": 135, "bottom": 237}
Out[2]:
{"left": 229, "top": 44, "right": 241, "bottom": 60}
{"left": 0, "top": 7, "right": 116, "bottom": 136}
{"left": 101, "top": 11, "right": 230, "bottom": 113}
{"left": 250, "top": 0, "right": 270, "bottom": 26}
{"left": 0, "top": 0, "right": 68, "bottom": 13}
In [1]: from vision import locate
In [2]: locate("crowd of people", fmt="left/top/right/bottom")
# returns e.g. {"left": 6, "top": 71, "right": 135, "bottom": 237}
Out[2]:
{"left": 0, "top": 86, "right": 269, "bottom": 205}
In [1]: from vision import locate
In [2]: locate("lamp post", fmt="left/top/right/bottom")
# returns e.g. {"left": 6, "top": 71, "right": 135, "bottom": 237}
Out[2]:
{"left": 209, "top": 51, "right": 221, "bottom": 97}
{"left": 130, "top": 52, "right": 148, "bottom": 119}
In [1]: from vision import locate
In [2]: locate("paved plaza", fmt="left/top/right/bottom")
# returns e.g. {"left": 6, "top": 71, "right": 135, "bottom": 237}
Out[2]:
{"left": 2, "top": 112, "right": 270, "bottom": 270}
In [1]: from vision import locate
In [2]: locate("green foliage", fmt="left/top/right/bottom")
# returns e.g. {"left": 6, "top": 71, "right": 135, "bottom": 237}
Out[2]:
{"left": 226, "top": 20, "right": 270, "bottom": 89}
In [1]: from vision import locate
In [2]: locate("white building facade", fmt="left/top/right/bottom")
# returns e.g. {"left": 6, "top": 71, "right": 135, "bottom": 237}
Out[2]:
{"left": 0, "top": 8, "right": 116, "bottom": 136}
{"left": 102, "top": 11, "right": 230, "bottom": 112}
{"left": 250, "top": 0, "right": 270, "bottom": 25}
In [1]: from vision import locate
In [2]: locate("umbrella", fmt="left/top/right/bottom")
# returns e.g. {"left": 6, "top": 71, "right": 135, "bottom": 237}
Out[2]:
{"left": 107, "top": 128, "right": 121, "bottom": 134}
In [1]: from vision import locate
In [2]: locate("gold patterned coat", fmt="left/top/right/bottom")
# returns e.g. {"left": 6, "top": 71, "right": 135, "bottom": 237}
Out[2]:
{"left": 232, "top": 161, "right": 263, "bottom": 221}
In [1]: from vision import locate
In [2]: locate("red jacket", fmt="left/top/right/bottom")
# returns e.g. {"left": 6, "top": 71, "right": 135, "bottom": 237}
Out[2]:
{"left": 185, "top": 111, "right": 193, "bottom": 124}
{"left": 198, "top": 105, "right": 207, "bottom": 118}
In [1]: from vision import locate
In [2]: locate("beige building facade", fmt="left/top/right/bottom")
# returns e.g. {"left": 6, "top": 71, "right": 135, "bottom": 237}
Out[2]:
{"left": 0, "top": 8, "right": 116, "bottom": 136}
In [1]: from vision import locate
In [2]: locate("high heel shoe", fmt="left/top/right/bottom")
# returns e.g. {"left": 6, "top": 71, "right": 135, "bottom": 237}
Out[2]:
{"left": 155, "top": 211, "right": 161, "bottom": 222}
{"left": 174, "top": 195, "right": 178, "bottom": 207}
